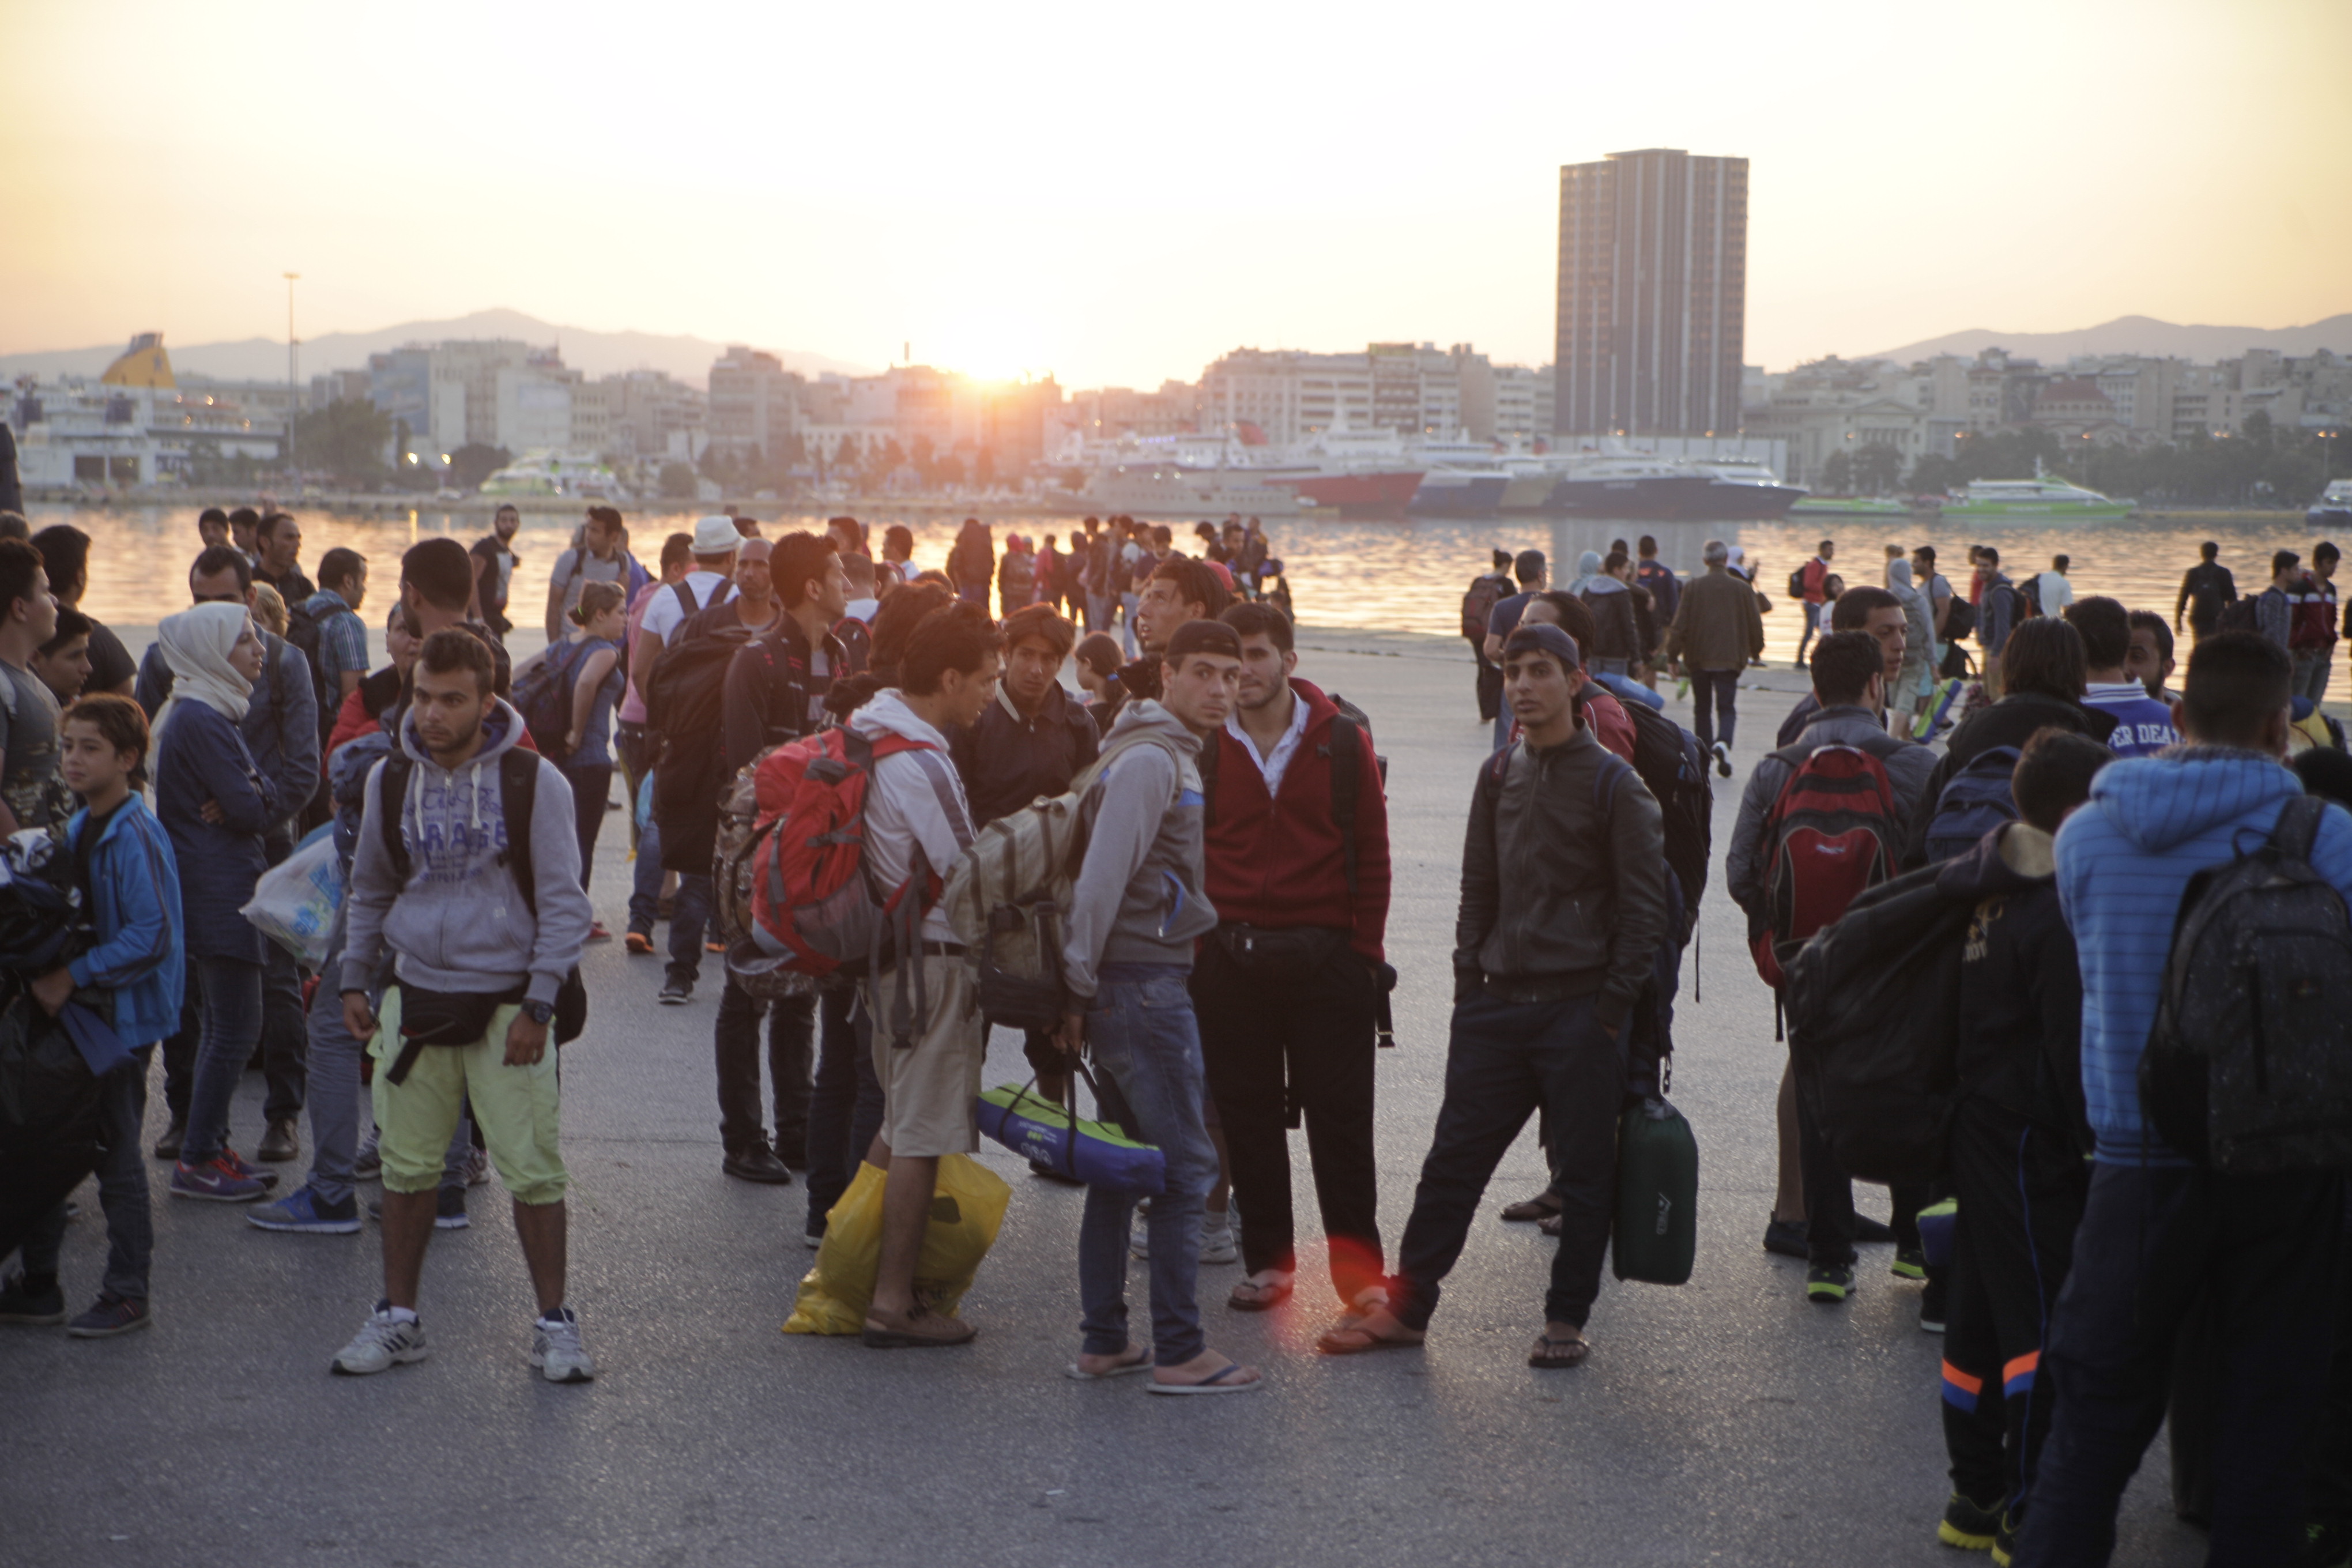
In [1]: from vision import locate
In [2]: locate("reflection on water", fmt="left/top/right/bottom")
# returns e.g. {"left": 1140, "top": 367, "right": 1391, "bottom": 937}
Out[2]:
{"left": 36, "top": 504, "right": 2338, "bottom": 668}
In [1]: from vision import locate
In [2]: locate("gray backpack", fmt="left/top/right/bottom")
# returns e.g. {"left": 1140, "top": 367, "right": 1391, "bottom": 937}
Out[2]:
{"left": 2143, "top": 794, "right": 2352, "bottom": 1171}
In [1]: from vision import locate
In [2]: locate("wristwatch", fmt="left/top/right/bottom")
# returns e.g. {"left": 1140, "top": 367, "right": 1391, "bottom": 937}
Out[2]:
{"left": 522, "top": 1000, "right": 556, "bottom": 1026}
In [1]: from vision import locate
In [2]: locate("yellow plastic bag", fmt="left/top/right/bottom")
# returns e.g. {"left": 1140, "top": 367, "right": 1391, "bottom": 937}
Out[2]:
{"left": 782, "top": 1155, "right": 1012, "bottom": 1335}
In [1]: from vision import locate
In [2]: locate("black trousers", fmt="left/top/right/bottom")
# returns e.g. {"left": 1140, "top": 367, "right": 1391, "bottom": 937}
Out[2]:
{"left": 1468, "top": 636, "right": 1503, "bottom": 722}
{"left": 1391, "top": 989, "right": 1623, "bottom": 1332}
{"left": 2014, "top": 1163, "right": 2342, "bottom": 1567}
{"left": 804, "top": 982, "right": 885, "bottom": 1235}
{"left": 1193, "top": 935, "right": 1382, "bottom": 1298}
{"left": 1795, "top": 1056, "right": 1927, "bottom": 1267}
{"left": 1940, "top": 1098, "right": 2089, "bottom": 1510}
{"left": 713, "top": 981, "right": 815, "bottom": 1158}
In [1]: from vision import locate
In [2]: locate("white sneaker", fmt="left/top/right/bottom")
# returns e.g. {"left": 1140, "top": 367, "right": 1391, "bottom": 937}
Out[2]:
{"left": 531, "top": 1307, "right": 596, "bottom": 1384}
{"left": 1710, "top": 740, "right": 1733, "bottom": 778}
{"left": 462, "top": 1144, "right": 490, "bottom": 1188}
{"left": 331, "top": 1305, "right": 428, "bottom": 1375}
{"left": 1200, "top": 1219, "right": 1240, "bottom": 1266}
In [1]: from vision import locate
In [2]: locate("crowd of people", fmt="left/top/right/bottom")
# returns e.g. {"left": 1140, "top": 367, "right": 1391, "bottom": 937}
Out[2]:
{"left": 6, "top": 492, "right": 2351, "bottom": 1559}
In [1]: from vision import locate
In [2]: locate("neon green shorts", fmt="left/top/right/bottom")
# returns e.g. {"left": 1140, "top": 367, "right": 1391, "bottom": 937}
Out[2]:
{"left": 368, "top": 987, "right": 569, "bottom": 1205}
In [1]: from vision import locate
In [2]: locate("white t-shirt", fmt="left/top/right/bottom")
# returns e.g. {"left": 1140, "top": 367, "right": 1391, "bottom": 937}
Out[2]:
{"left": 640, "top": 571, "right": 739, "bottom": 646}
{"left": 2036, "top": 572, "right": 2074, "bottom": 613}
{"left": 843, "top": 598, "right": 879, "bottom": 624}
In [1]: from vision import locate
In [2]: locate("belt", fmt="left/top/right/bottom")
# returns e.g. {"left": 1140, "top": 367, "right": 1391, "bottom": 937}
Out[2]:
{"left": 1481, "top": 974, "right": 1591, "bottom": 1006}
{"left": 914, "top": 941, "right": 966, "bottom": 958}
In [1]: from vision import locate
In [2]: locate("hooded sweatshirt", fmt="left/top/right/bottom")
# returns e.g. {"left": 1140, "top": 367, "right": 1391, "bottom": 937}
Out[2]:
{"left": 1936, "top": 821, "right": 2086, "bottom": 1140}
{"left": 343, "top": 700, "right": 592, "bottom": 1007}
{"left": 848, "top": 689, "right": 975, "bottom": 947}
{"left": 1578, "top": 572, "right": 1644, "bottom": 662}
{"left": 2054, "top": 748, "right": 2352, "bottom": 1164}
{"left": 1061, "top": 699, "right": 1216, "bottom": 1001}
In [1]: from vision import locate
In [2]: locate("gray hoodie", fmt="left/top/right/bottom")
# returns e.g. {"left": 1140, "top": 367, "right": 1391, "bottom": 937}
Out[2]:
{"left": 344, "top": 700, "right": 593, "bottom": 1007}
{"left": 1060, "top": 699, "right": 1218, "bottom": 1000}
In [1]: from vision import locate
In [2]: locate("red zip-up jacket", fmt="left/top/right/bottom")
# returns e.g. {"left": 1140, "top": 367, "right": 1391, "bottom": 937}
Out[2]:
{"left": 1201, "top": 679, "right": 1392, "bottom": 963}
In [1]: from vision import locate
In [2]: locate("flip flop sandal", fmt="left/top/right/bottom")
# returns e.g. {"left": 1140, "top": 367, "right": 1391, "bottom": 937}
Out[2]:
{"left": 1065, "top": 1351, "right": 1154, "bottom": 1381}
{"left": 1227, "top": 1279, "right": 1294, "bottom": 1313}
{"left": 1528, "top": 1333, "right": 1589, "bottom": 1369}
{"left": 1316, "top": 1324, "right": 1424, "bottom": 1356}
{"left": 1147, "top": 1363, "right": 1262, "bottom": 1396}
{"left": 1499, "top": 1192, "right": 1563, "bottom": 1223}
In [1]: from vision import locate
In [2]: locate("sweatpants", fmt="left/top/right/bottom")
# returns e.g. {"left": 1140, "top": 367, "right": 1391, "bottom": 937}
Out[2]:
{"left": 1193, "top": 934, "right": 1382, "bottom": 1302}
{"left": 1390, "top": 989, "right": 1624, "bottom": 1332}
{"left": 2013, "top": 1163, "right": 2342, "bottom": 1567}
{"left": 1939, "top": 1099, "right": 2089, "bottom": 1512}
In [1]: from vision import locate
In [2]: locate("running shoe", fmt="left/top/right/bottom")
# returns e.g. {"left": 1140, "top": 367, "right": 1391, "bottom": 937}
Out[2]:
{"left": 0, "top": 1272, "right": 66, "bottom": 1325}
{"left": 1710, "top": 740, "right": 1733, "bottom": 778}
{"left": 331, "top": 1302, "right": 429, "bottom": 1375}
{"left": 435, "top": 1185, "right": 470, "bottom": 1230}
{"left": 1806, "top": 1265, "right": 1854, "bottom": 1305}
{"left": 247, "top": 1186, "right": 362, "bottom": 1234}
{"left": 1200, "top": 1218, "right": 1239, "bottom": 1266}
{"left": 463, "top": 1144, "right": 491, "bottom": 1187}
{"left": 353, "top": 1127, "right": 382, "bottom": 1179}
{"left": 218, "top": 1147, "right": 281, "bottom": 1189}
{"left": 171, "top": 1155, "right": 270, "bottom": 1203}
{"left": 659, "top": 979, "right": 692, "bottom": 1006}
{"left": 530, "top": 1306, "right": 596, "bottom": 1384}
{"left": 1936, "top": 1491, "right": 2003, "bottom": 1551}
{"left": 66, "top": 1292, "right": 152, "bottom": 1337}
{"left": 1892, "top": 1246, "right": 1928, "bottom": 1281}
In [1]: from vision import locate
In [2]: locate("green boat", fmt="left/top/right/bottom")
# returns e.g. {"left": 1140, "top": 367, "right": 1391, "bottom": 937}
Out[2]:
{"left": 1937, "top": 478, "right": 2134, "bottom": 519}
{"left": 1789, "top": 496, "right": 1928, "bottom": 517}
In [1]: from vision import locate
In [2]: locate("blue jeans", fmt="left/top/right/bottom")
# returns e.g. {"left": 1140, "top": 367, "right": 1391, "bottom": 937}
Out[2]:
{"left": 1796, "top": 598, "right": 1822, "bottom": 664}
{"left": 805, "top": 982, "right": 886, "bottom": 1237}
{"left": 668, "top": 872, "right": 713, "bottom": 986}
{"left": 630, "top": 811, "right": 664, "bottom": 936}
{"left": 303, "top": 945, "right": 364, "bottom": 1206}
{"left": 2014, "top": 1163, "right": 2342, "bottom": 1566}
{"left": 1690, "top": 666, "right": 1739, "bottom": 752}
{"left": 1077, "top": 963, "right": 1220, "bottom": 1365}
{"left": 180, "top": 956, "right": 265, "bottom": 1166}
{"left": 21, "top": 1047, "right": 154, "bottom": 1299}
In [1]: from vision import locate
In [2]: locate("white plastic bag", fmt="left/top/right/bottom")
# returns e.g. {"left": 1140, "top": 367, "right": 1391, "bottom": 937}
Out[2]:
{"left": 240, "top": 828, "right": 344, "bottom": 968}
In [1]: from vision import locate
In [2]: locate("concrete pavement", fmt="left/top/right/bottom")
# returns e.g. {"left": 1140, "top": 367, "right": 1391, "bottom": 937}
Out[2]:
{"left": 0, "top": 628, "right": 2206, "bottom": 1568}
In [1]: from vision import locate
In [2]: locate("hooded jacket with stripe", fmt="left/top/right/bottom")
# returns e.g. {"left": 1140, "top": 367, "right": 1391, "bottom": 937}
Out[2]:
{"left": 1060, "top": 699, "right": 1217, "bottom": 1001}
{"left": 2054, "top": 747, "right": 2352, "bottom": 1165}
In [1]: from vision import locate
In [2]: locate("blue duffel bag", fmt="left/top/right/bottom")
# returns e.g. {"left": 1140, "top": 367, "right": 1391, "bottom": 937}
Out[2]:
{"left": 975, "top": 1068, "right": 1165, "bottom": 1194}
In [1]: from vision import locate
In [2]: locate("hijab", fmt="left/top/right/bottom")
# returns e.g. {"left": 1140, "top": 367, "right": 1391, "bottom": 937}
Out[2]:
{"left": 152, "top": 603, "right": 256, "bottom": 767}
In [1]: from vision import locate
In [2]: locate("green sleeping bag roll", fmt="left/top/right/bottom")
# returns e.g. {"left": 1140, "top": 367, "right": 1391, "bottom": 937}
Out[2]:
{"left": 1612, "top": 1095, "right": 1699, "bottom": 1285}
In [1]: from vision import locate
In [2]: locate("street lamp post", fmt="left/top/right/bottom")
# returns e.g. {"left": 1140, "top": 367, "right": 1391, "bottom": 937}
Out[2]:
{"left": 284, "top": 272, "right": 300, "bottom": 482}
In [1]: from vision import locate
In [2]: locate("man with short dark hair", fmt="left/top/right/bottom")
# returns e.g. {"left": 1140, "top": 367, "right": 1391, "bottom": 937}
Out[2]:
{"left": 1796, "top": 540, "right": 1834, "bottom": 668}
{"left": 2125, "top": 610, "right": 2177, "bottom": 703}
{"left": 1667, "top": 538, "right": 1765, "bottom": 776}
{"left": 1324, "top": 621, "right": 1664, "bottom": 1370}
{"left": 30, "top": 608, "right": 93, "bottom": 705}
{"left": 28, "top": 524, "right": 135, "bottom": 696}
{"left": 197, "top": 508, "right": 231, "bottom": 551}
{"left": 470, "top": 504, "right": 522, "bottom": 639}
{"left": 1776, "top": 585, "right": 1911, "bottom": 746}
{"left": 333, "top": 628, "right": 594, "bottom": 1382}
{"left": 2174, "top": 540, "right": 2237, "bottom": 642}
{"left": 2016, "top": 632, "right": 2352, "bottom": 1565}
{"left": 391, "top": 537, "right": 511, "bottom": 698}
{"left": 1057, "top": 617, "right": 1260, "bottom": 1393}
{"left": 254, "top": 513, "right": 315, "bottom": 605}
{"left": 305, "top": 547, "right": 371, "bottom": 711}
{"left": 228, "top": 507, "right": 262, "bottom": 563}
{"left": 851, "top": 602, "right": 997, "bottom": 1350}
{"left": 1095, "top": 555, "right": 1230, "bottom": 734}
{"left": 2255, "top": 549, "right": 2302, "bottom": 653}
{"left": 1195, "top": 601, "right": 1391, "bottom": 1332}
{"left": 549, "top": 507, "right": 644, "bottom": 646}
{"left": 2291, "top": 541, "right": 2339, "bottom": 702}
{"left": 2066, "top": 597, "right": 2177, "bottom": 757}
{"left": 0, "top": 537, "right": 63, "bottom": 838}
{"left": 1977, "top": 546, "right": 2023, "bottom": 695}
{"left": 1480, "top": 549, "right": 1549, "bottom": 751}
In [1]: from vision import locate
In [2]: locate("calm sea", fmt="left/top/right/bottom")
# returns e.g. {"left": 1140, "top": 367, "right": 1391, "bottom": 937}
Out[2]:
{"left": 37, "top": 503, "right": 2332, "bottom": 665}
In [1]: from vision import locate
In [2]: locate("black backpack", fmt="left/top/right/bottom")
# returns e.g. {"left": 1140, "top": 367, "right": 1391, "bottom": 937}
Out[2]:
{"left": 1781, "top": 863, "right": 1973, "bottom": 1184}
{"left": 375, "top": 749, "right": 587, "bottom": 1046}
{"left": 1619, "top": 699, "right": 1711, "bottom": 938}
{"left": 1943, "top": 595, "right": 1978, "bottom": 641}
{"left": 1786, "top": 566, "right": 1808, "bottom": 600}
{"left": 1922, "top": 746, "right": 2023, "bottom": 863}
{"left": 281, "top": 601, "right": 336, "bottom": 742}
{"left": 2142, "top": 794, "right": 2352, "bottom": 1171}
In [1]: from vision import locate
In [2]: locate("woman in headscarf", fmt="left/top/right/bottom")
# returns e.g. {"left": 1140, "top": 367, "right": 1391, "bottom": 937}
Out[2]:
{"left": 1886, "top": 557, "right": 1937, "bottom": 725}
{"left": 151, "top": 602, "right": 281, "bottom": 1201}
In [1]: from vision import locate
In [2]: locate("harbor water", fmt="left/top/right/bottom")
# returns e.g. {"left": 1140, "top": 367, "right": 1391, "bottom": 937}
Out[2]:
{"left": 33, "top": 503, "right": 2339, "bottom": 668}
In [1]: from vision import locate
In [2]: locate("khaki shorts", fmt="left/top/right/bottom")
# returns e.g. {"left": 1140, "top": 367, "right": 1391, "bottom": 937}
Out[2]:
{"left": 866, "top": 955, "right": 982, "bottom": 1159}
{"left": 368, "top": 987, "right": 569, "bottom": 1205}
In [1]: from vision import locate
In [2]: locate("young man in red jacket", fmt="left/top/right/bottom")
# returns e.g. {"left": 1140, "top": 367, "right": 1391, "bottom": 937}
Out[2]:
{"left": 1192, "top": 601, "right": 1393, "bottom": 1332}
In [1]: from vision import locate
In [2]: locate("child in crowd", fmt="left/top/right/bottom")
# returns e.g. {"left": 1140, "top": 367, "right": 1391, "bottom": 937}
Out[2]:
{"left": 0, "top": 695, "right": 183, "bottom": 1336}
{"left": 1073, "top": 632, "right": 1124, "bottom": 703}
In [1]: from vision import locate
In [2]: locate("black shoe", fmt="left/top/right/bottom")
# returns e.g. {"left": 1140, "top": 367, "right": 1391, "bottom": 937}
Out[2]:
{"left": 435, "top": 1185, "right": 470, "bottom": 1230}
{"left": 773, "top": 1139, "right": 810, "bottom": 1173}
{"left": 152, "top": 1117, "right": 186, "bottom": 1161}
{"left": 1892, "top": 1246, "right": 1928, "bottom": 1281}
{"left": 1854, "top": 1214, "right": 1897, "bottom": 1245}
{"left": 1762, "top": 1218, "right": 1809, "bottom": 1259}
{"left": 1992, "top": 1507, "right": 2026, "bottom": 1566}
{"left": 1806, "top": 1265, "right": 1854, "bottom": 1305}
{"left": 1936, "top": 1490, "right": 2003, "bottom": 1551}
{"left": 0, "top": 1273, "right": 66, "bottom": 1325}
{"left": 66, "top": 1292, "right": 152, "bottom": 1338}
{"left": 659, "top": 978, "right": 692, "bottom": 1006}
{"left": 723, "top": 1146, "right": 794, "bottom": 1185}
{"left": 258, "top": 1117, "right": 300, "bottom": 1162}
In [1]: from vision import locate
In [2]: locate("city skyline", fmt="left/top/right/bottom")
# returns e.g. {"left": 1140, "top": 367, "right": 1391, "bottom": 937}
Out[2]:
{"left": 5, "top": 0, "right": 2347, "bottom": 389}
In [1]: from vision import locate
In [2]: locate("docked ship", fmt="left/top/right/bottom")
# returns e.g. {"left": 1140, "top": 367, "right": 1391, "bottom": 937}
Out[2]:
{"left": 1251, "top": 424, "right": 1425, "bottom": 515}
{"left": 1940, "top": 477, "right": 2132, "bottom": 519}
{"left": 1047, "top": 448, "right": 1306, "bottom": 518}
{"left": 1541, "top": 455, "right": 1725, "bottom": 520}
{"left": 1687, "top": 459, "right": 1810, "bottom": 520}
{"left": 1406, "top": 436, "right": 1512, "bottom": 517}
{"left": 2310, "top": 479, "right": 2352, "bottom": 527}
{"left": 1045, "top": 427, "right": 1423, "bottom": 519}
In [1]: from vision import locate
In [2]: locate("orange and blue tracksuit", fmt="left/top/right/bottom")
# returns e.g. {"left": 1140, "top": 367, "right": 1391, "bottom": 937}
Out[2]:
{"left": 1933, "top": 823, "right": 2090, "bottom": 1516}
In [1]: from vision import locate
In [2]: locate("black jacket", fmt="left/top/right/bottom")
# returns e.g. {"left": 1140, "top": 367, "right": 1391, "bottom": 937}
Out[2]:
{"left": 1456, "top": 725, "right": 1668, "bottom": 1030}
{"left": 1901, "top": 692, "right": 2117, "bottom": 869}
{"left": 721, "top": 614, "right": 846, "bottom": 777}
{"left": 951, "top": 681, "right": 1099, "bottom": 827}
{"left": 1936, "top": 823, "right": 2087, "bottom": 1144}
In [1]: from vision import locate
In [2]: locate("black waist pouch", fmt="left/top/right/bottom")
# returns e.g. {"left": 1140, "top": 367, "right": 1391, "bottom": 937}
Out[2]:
{"left": 1212, "top": 924, "right": 1348, "bottom": 977}
{"left": 385, "top": 983, "right": 524, "bottom": 1085}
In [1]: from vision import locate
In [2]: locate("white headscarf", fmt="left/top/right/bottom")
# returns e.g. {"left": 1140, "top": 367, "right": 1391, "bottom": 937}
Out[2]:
{"left": 152, "top": 603, "right": 256, "bottom": 766}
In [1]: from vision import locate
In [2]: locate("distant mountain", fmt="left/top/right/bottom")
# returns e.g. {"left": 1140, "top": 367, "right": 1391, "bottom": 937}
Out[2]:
{"left": 0, "top": 308, "right": 872, "bottom": 386}
{"left": 1865, "top": 313, "right": 2352, "bottom": 365}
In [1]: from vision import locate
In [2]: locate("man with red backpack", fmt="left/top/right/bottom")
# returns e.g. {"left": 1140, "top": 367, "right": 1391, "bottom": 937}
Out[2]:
{"left": 1727, "top": 630, "right": 1937, "bottom": 1302}
{"left": 845, "top": 602, "right": 998, "bottom": 1349}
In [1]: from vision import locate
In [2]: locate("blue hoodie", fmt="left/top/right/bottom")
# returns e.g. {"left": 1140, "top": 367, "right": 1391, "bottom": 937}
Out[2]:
{"left": 65, "top": 796, "right": 184, "bottom": 1049}
{"left": 2054, "top": 748, "right": 2352, "bottom": 1164}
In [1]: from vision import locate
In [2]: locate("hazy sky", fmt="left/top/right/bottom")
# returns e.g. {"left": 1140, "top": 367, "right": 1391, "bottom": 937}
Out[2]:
{"left": 6, "top": 0, "right": 2347, "bottom": 386}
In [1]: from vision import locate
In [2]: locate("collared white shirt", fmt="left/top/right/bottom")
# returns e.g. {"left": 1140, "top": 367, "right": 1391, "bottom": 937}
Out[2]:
{"left": 1227, "top": 688, "right": 1310, "bottom": 798}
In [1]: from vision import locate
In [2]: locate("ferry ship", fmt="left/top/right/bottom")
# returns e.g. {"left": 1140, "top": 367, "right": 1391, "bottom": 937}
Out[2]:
{"left": 2310, "top": 479, "right": 2352, "bottom": 527}
{"left": 1940, "top": 478, "right": 2132, "bottom": 519}
{"left": 1687, "top": 459, "right": 1810, "bottom": 521}
{"left": 1046, "top": 428, "right": 1423, "bottom": 519}
{"left": 1541, "top": 455, "right": 1725, "bottom": 520}
{"left": 1407, "top": 436, "right": 1512, "bottom": 516}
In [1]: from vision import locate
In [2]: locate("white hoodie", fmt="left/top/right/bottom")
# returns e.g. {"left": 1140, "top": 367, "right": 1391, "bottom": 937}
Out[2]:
{"left": 849, "top": 690, "right": 976, "bottom": 945}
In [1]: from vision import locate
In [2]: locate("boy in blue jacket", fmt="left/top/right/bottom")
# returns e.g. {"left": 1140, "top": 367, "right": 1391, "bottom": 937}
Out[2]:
{"left": 2019, "top": 634, "right": 2350, "bottom": 1566}
{"left": 0, "top": 695, "right": 182, "bottom": 1337}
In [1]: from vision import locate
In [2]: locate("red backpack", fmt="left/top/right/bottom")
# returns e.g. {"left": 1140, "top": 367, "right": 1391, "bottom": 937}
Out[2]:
{"left": 747, "top": 728, "right": 944, "bottom": 979}
{"left": 1751, "top": 741, "right": 1901, "bottom": 989}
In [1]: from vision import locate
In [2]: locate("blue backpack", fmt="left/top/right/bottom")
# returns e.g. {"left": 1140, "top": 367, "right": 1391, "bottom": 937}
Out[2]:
{"left": 1922, "top": 745, "right": 2023, "bottom": 862}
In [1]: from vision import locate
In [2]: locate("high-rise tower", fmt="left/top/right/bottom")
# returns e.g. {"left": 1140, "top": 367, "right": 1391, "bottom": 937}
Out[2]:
{"left": 1555, "top": 148, "right": 1748, "bottom": 438}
